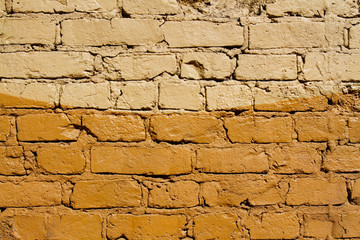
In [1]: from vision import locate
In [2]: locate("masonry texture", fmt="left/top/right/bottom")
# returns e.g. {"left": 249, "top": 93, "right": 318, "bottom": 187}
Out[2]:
{"left": 0, "top": 0, "right": 360, "bottom": 239}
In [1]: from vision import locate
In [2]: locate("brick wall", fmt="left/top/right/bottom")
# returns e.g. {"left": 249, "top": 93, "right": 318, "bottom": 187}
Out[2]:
{"left": 0, "top": 0, "right": 360, "bottom": 239}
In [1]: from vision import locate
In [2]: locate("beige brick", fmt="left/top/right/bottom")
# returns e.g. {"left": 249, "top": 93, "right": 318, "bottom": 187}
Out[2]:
{"left": 250, "top": 22, "right": 326, "bottom": 49}
{"left": 0, "top": 0, "right": 4, "bottom": 12}
{"left": 107, "top": 214, "right": 186, "bottom": 240}
{"left": 206, "top": 85, "right": 253, "bottom": 111}
{"left": 0, "top": 82, "right": 59, "bottom": 108}
{"left": 303, "top": 53, "right": 360, "bottom": 81}
{"left": 159, "top": 82, "right": 203, "bottom": 110}
{"left": 0, "top": 52, "right": 93, "bottom": 78}
{"left": 194, "top": 214, "right": 241, "bottom": 239}
{"left": 148, "top": 181, "right": 199, "bottom": 208}
{"left": 200, "top": 176, "right": 283, "bottom": 206}
{"left": 37, "top": 145, "right": 85, "bottom": 174}
{"left": 83, "top": 114, "right": 145, "bottom": 141}
{"left": 71, "top": 180, "right": 141, "bottom": 209}
{"left": 107, "top": 54, "right": 176, "bottom": 80}
{"left": 245, "top": 212, "right": 299, "bottom": 239}
{"left": 61, "top": 82, "right": 111, "bottom": 109}
{"left": 350, "top": 25, "right": 360, "bottom": 49}
{"left": 333, "top": 213, "right": 360, "bottom": 238}
{"left": 62, "top": 19, "right": 163, "bottom": 46}
{"left": 181, "top": 52, "right": 235, "bottom": 79}
{"left": 112, "top": 82, "right": 157, "bottom": 110}
{"left": 324, "top": 146, "right": 360, "bottom": 172}
{"left": 91, "top": 146, "right": 192, "bottom": 175}
{"left": 0, "top": 182, "right": 61, "bottom": 207}
{"left": 352, "top": 179, "right": 360, "bottom": 205}
{"left": 254, "top": 83, "right": 328, "bottom": 112}
{"left": 150, "top": 114, "right": 224, "bottom": 143}
{"left": 326, "top": 0, "right": 359, "bottom": 17}
{"left": 286, "top": 177, "right": 347, "bottom": 205}
{"left": 0, "top": 146, "right": 25, "bottom": 175}
{"left": 295, "top": 113, "right": 346, "bottom": 142}
{"left": 235, "top": 55, "right": 297, "bottom": 80}
{"left": 17, "top": 113, "right": 80, "bottom": 141}
{"left": 13, "top": 0, "right": 117, "bottom": 12}
{"left": 304, "top": 215, "right": 333, "bottom": 238}
{"left": 0, "top": 18, "right": 55, "bottom": 44}
{"left": 0, "top": 116, "right": 11, "bottom": 141}
{"left": 225, "top": 117, "right": 292, "bottom": 143}
{"left": 196, "top": 147, "right": 268, "bottom": 173}
{"left": 162, "top": 21, "right": 244, "bottom": 47}
{"left": 266, "top": 0, "right": 325, "bottom": 17}
{"left": 122, "top": 0, "right": 180, "bottom": 14}
{"left": 350, "top": 117, "right": 360, "bottom": 142}
{"left": 268, "top": 145, "right": 320, "bottom": 174}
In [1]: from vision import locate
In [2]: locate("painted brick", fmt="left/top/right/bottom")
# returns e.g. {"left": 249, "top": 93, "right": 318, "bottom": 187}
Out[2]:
{"left": 0, "top": 116, "right": 11, "bottom": 141}
{"left": 91, "top": 146, "right": 192, "bottom": 175}
{"left": 194, "top": 214, "right": 241, "bottom": 239}
{"left": 0, "top": 146, "right": 25, "bottom": 175}
{"left": 71, "top": 180, "right": 141, "bottom": 209}
{"left": 323, "top": 146, "right": 360, "bottom": 172}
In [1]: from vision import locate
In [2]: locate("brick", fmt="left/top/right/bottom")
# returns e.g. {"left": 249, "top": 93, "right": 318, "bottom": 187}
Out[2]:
{"left": 266, "top": 0, "right": 325, "bottom": 17}
{"left": 105, "top": 54, "right": 176, "bottom": 80}
{"left": 268, "top": 145, "right": 320, "bottom": 174}
{"left": 150, "top": 114, "right": 224, "bottom": 143}
{"left": 295, "top": 113, "right": 346, "bottom": 142}
{"left": 17, "top": 113, "right": 80, "bottom": 141}
{"left": 62, "top": 19, "right": 163, "bottom": 46}
{"left": 200, "top": 176, "right": 283, "bottom": 206}
{"left": 181, "top": 52, "right": 235, "bottom": 79}
{"left": 303, "top": 53, "right": 360, "bottom": 81}
{"left": 0, "top": 52, "right": 93, "bottom": 78}
{"left": 0, "top": 0, "right": 4, "bottom": 12}
{"left": 235, "top": 55, "right": 297, "bottom": 80}
{"left": 37, "top": 145, "right": 85, "bottom": 174}
{"left": 352, "top": 179, "right": 360, "bottom": 205}
{"left": 159, "top": 82, "right": 203, "bottom": 110}
{"left": 0, "top": 18, "right": 55, "bottom": 44}
{"left": 250, "top": 22, "right": 326, "bottom": 49}
{"left": 206, "top": 85, "right": 253, "bottom": 111}
{"left": 13, "top": 213, "right": 102, "bottom": 240}
{"left": 71, "top": 180, "right": 141, "bottom": 209}
{"left": 61, "top": 82, "right": 111, "bottom": 109}
{"left": 162, "top": 21, "right": 244, "bottom": 47}
{"left": 286, "top": 177, "right": 347, "bottom": 205}
{"left": 254, "top": 83, "right": 328, "bottom": 112}
{"left": 148, "top": 181, "right": 199, "bottom": 208}
{"left": 326, "top": 0, "right": 360, "bottom": 17}
{"left": 111, "top": 82, "right": 157, "bottom": 110}
{"left": 0, "top": 182, "right": 61, "bottom": 207}
{"left": 194, "top": 214, "right": 241, "bottom": 239}
{"left": 0, "top": 82, "right": 59, "bottom": 108}
{"left": 225, "top": 116, "right": 292, "bottom": 143}
{"left": 107, "top": 214, "right": 186, "bottom": 240}
{"left": 122, "top": 0, "right": 180, "bottom": 14}
{"left": 83, "top": 114, "right": 145, "bottom": 141}
{"left": 196, "top": 147, "right": 268, "bottom": 173}
{"left": 350, "top": 25, "right": 360, "bottom": 49}
{"left": 0, "top": 146, "right": 25, "bottom": 175}
{"left": 91, "top": 146, "right": 192, "bottom": 175}
{"left": 323, "top": 146, "right": 360, "bottom": 172}
{"left": 349, "top": 117, "right": 360, "bottom": 142}
{"left": 0, "top": 116, "right": 11, "bottom": 141}
{"left": 303, "top": 215, "right": 333, "bottom": 238}
{"left": 13, "top": 0, "right": 117, "bottom": 12}
{"left": 245, "top": 212, "right": 299, "bottom": 239}
{"left": 333, "top": 213, "right": 360, "bottom": 238}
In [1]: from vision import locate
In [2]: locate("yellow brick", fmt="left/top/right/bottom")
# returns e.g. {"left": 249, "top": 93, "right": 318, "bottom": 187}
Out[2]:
{"left": 107, "top": 214, "right": 186, "bottom": 239}
{"left": 91, "top": 146, "right": 192, "bottom": 175}
{"left": 0, "top": 116, "right": 10, "bottom": 141}
{"left": 304, "top": 215, "right": 333, "bottom": 238}
{"left": 333, "top": 213, "right": 360, "bottom": 238}
{"left": 349, "top": 116, "right": 360, "bottom": 142}
{"left": 194, "top": 214, "right": 241, "bottom": 239}
{"left": 0, "top": 146, "right": 25, "bottom": 175}
{"left": 71, "top": 180, "right": 141, "bottom": 209}
{"left": 352, "top": 179, "right": 360, "bottom": 205}
{"left": 324, "top": 146, "right": 360, "bottom": 172}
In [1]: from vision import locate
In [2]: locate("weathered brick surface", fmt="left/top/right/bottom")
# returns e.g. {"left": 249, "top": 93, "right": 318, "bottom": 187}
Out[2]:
{"left": 0, "top": 116, "right": 11, "bottom": 141}
{"left": 194, "top": 214, "right": 241, "bottom": 239}
{"left": 107, "top": 214, "right": 187, "bottom": 240}
{"left": 91, "top": 146, "right": 192, "bottom": 175}
{"left": 349, "top": 116, "right": 360, "bottom": 142}
{"left": 323, "top": 146, "right": 360, "bottom": 172}
{"left": 0, "top": 52, "right": 93, "bottom": 78}
{"left": 0, "top": 182, "right": 61, "bottom": 207}
{"left": 333, "top": 212, "right": 360, "bottom": 238}
{"left": 352, "top": 179, "right": 360, "bottom": 205}
{"left": 350, "top": 24, "right": 360, "bottom": 49}
{"left": 83, "top": 114, "right": 145, "bottom": 141}
{"left": 17, "top": 113, "right": 80, "bottom": 141}
{"left": 122, "top": 0, "right": 180, "bottom": 15}
{"left": 0, "top": 146, "right": 25, "bottom": 175}
{"left": 71, "top": 180, "right": 141, "bottom": 209}
{"left": 303, "top": 215, "right": 333, "bottom": 238}
{"left": 286, "top": 177, "right": 347, "bottom": 205}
